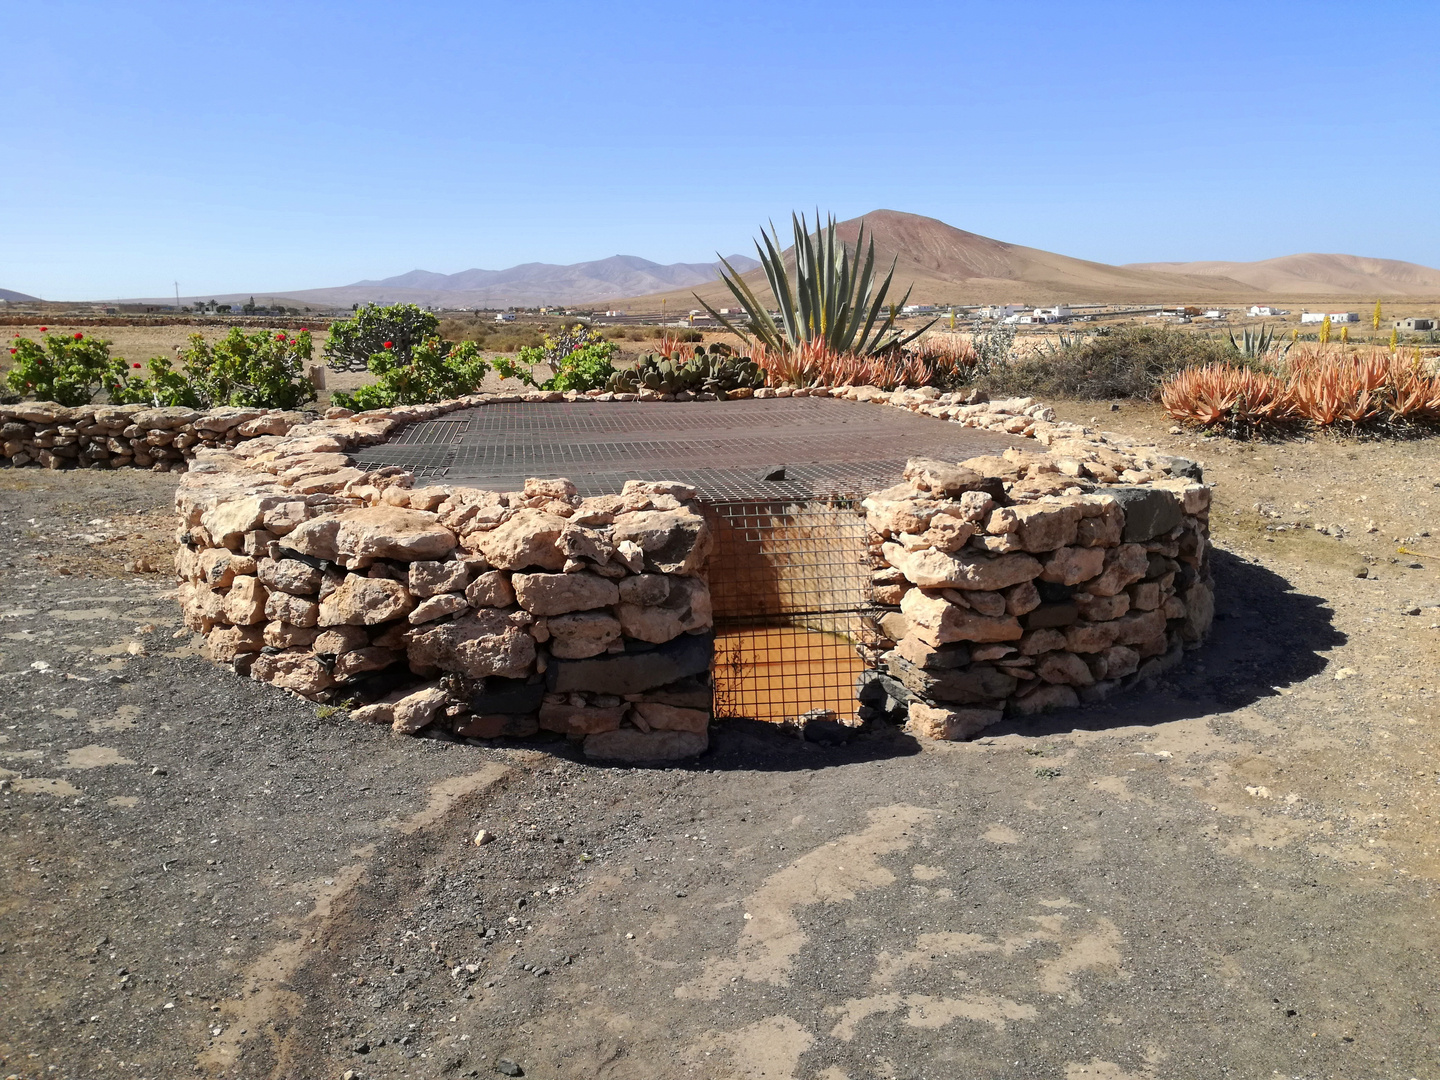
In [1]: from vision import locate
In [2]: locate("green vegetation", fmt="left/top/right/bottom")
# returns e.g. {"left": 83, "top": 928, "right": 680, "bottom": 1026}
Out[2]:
{"left": 493, "top": 325, "right": 619, "bottom": 393}
{"left": 324, "top": 303, "right": 439, "bottom": 372}
{"left": 606, "top": 343, "right": 765, "bottom": 396}
{"left": 977, "top": 324, "right": 1238, "bottom": 400}
{"left": 6, "top": 331, "right": 123, "bottom": 406}
{"left": 331, "top": 337, "right": 490, "bottom": 411}
{"left": 701, "top": 212, "right": 933, "bottom": 357}
{"left": 113, "top": 328, "right": 316, "bottom": 410}
{"left": 436, "top": 317, "right": 545, "bottom": 353}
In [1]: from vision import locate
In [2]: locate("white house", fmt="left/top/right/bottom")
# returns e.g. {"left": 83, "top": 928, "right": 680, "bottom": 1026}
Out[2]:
{"left": 494, "top": 312, "right": 516, "bottom": 322}
{"left": 1203, "top": 310, "right": 1224, "bottom": 319}
{"left": 1030, "top": 305, "right": 1072, "bottom": 323}
{"left": 980, "top": 304, "right": 1023, "bottom": 320}
{"left": 902, "top": 304, "right": 937, "bottom": 314}
{"left": 1248, "top": 305, "right": 1283, "bottom": 317}
{"left": 1329, "top": 312, "right": 1360, "bottom": 323}
{"left": 1300, "top": 312, "right": 1326, "bottom": 324}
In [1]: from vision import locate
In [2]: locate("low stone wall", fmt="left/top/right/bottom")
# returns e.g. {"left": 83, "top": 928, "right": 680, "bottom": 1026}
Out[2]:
{"left": 173, "top": 416, "right": 716, "bottom": 760}
{"left": 860, "top": 456, "right": 1212, "bottom": 741}
{"left": 8, "top": 380, "right": 1214, "bottom": 759}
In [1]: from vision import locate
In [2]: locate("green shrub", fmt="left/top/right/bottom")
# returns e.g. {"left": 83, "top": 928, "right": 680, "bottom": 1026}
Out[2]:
{"left": 163, "top": 328, "right": 316, "bottom": 410}
{"left": 6, "top": 331, "right": 123, "bottom": 406}
{"left": 976, "top": 325, "right": 1238, "bottom": 400}
{"left": 108, "top": 354, "right": 203, "bottom": 408}
{"left": 324, "top": 303, "right": 439, "bottom": 372}
{"left": 493, "top": 324, "right": 618, "bottom": 392}
{"left": 331, "top": 337, "right": 490, "bottom": 411}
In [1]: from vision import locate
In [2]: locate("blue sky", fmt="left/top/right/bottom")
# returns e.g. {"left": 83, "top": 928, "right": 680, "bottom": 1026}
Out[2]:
{"left": 2, "top": 0, "right": 1437, "bottom": 299}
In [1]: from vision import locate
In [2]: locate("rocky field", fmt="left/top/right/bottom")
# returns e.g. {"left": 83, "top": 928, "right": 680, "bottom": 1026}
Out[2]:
{"left": 1, "top": 404, "right": 1437, "bottom": 1080}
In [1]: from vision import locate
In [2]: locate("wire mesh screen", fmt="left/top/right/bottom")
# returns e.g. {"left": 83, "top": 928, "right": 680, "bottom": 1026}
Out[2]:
{"left": 704, "top": 499, "right": 877, "bottom": 724}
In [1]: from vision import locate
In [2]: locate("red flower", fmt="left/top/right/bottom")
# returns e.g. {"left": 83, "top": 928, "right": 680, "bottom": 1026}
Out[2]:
{"left": 276, "top": 333, "right": 286, "bottom": 341}
{"left": 74, "top": 332, "right": 83, "bottom": 340}
{"left": 300, "top": 326, "right": 308, "bottom": 332}
{"left": 133, "top": 363, "right": 142, "bottom": 369}
{"left": 382, "top": 341, "right": 393, "bottom": 349}
{"left": 7, "top": 348, "right": 14, "bottom": 355}
{"left": 38, "top": 326, "right": 47, "bottom": 332}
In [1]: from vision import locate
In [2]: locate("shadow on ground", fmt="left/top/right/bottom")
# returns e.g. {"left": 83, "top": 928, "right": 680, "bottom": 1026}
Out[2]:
{"left": 988, "top": 545, "right": 1347, "bottom": 739}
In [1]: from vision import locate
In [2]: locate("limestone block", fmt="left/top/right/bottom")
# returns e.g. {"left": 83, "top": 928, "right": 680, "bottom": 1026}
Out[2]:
{"left": 616, "top": 576, "right": 711, "bottom": 643}
{"left": 318, "top": 576, "right": 414, "bottom": 626}
{"left": 618, "top": 574, "right": 671, "bottom": 606}
{"left": 537, "top": 701, "right": 626, "bottom": 735}
{"left": 390, "top": 686, "right": 449, "bottom": 735}
{"left": 902, "top": 458, "right": 989, "bottom": 497}
{"left": 1082, "top": 544, "right": 1150, "bottom": 597}
{"left": 256, "top": 556, "right": 323, "bottom": 595}
{"left": 313, "top": 625, "right": 369, "bottom": 655}
{"left": 887, "top": 655, "right": 1017, "bottom": 704}
{"left": 334, "top": 647, "right": 402, "bottom": 681}
{"left": 1074, "top": 592, "right": 1130, "bottom": 622}
{"left": 547, "top": 612, "right": 623, "bottom": 659}
{"left": 513, "top": 571, "right": 620, "bottom": 616}
{"left": 901, "top": 589, "right": 1023, "bottom": 645}
{"left": 1109, "top": 608, "right": 1168, "bottom": 646}
{"left": 263, "top": 621, "right": 319, "bottom": 649}
{"left": 630, "top": 701, "right": 709, "bottom": 733}
{"left": 885, "top": 544, "right": 1043, "bottom": 591}
{"left": 475, "top": 509, "right": 569, "bottom": 571}
{"left": 203, "top": 625, "right": 264, "bottom": 661}
{"left": 1180, "top": 581, "right": 1215, "bottom": 644}
{"left": 465, "top": 569, "right": 515, "bottom": 608}
{"left": 1040, "top": 546, "right": 1106, "bottom": 586}
{"left": 1004, "top": 581, "right": 1042, "bottom": 616}
{"left": 408, "top": 593, "right": 468, "bottom": 624}
{"left": 406, "top": 609, "right": 536, "bottom": 679}
{"left": 906, "top": 701, "right": 1003, "bottom": 741}
{"left": 193, "top": 548, "right": 257, "bottom": 589}
{"left": 1036, "top": 651, "right": 1095, "bottom": 687}
{"left": 523, "top": 477, "right": 578, "bottom": 500}
{"left": 264, "top": 590, "right": 319, "bottom": 627}
{"left": 178, "top": 580, "right": 225, "bottom": 633}
{"left": 892, "top": 636, "right": 971, "bottom": 670}
{"left": 222, "top": 576, "right": 268, "bottom": 626}
{"left": 249, "top": 648, "right": 334, "bottom": 695}
{"left": 1062, "top": 621, "right": 1121, "bottom": 653}
{"left": 408, "top": 559, "right": 469, "bottom": 597}
{"left": 610, "top": 508, "right": 712, "bottom": 575}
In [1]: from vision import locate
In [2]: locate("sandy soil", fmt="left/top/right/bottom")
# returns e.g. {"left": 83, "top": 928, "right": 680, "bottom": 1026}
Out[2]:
{"left": 0, "top": 406, "right": 1437, "bottom": 1079}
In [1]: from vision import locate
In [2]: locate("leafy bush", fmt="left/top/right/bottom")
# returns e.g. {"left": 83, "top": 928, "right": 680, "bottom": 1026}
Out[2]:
{"left": 108, "top": 355, "right": 203, "bottom": 408}
{"left": 324, "top": 303, "right": 439, "bottom": 372}
{"left": 6, "top": 331, "right": 124, "bottom": 406}
{"left": 165, "top": 329, "right": 316, "bottom": 410}
{"left": 331, "top": 337, "right": 490, "bottom": 411}
{"left": 493, "top": 324, "right": 618, "bottom": 392}
{"left": 607, "top": 343, "right": 765, "bottom": 395}
{"left": 976, "top": 325, "right": 1237, "bottom": 400}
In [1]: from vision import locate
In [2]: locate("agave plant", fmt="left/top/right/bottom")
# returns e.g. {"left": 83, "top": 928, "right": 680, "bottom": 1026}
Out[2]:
{"left": 698, "top": 212, "right": 935, "bottom": 357}
{"left": 1228, "top": 323, "right": 1290, "bottom": 361}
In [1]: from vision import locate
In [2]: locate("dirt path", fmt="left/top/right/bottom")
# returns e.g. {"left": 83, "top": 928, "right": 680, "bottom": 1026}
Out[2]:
{"left": 1, "top": 410, "right": 1438, "bottom": 1079}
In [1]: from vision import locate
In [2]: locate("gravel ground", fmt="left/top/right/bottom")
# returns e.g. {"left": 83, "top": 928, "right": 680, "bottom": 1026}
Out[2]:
{"left": 1, "top": 408, "right": 1438, "bottom": 1080}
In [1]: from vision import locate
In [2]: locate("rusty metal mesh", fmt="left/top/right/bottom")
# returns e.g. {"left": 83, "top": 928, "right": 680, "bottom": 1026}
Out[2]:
{"left": 703, "top": 499, "right": 878, "bottom": 724}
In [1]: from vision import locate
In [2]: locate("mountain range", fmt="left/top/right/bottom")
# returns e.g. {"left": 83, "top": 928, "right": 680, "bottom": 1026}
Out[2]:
{"left": 618, "top": 211, "right": 1440, "bottom": 312}
{"left": 7, "top": 211, "right": 1439, "bottom": 309}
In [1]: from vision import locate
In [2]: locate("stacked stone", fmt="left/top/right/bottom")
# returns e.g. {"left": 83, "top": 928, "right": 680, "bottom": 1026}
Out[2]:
{"left": 174, "top": 417, "right": 717, "bottom": 761}
{"left": 860, "top": 453, "right": 1213, "bottom": 741}
{"left": 0, "top": 403, "right": 313, "bottom": 471}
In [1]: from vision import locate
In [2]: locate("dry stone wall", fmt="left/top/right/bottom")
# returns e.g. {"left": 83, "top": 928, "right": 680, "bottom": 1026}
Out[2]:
{"left": 847, "top": 387, "right": 1213, "bottom": 742}
{"left": 5, "top": 380, "right": 1214, "bottom": 758}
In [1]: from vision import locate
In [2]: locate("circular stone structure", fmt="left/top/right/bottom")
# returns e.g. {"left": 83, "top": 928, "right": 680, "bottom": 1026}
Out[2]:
{"left": 349, "top": 397, "right": 1022, "bottom": 499}
{"left": 0, "top": 384, "right": 1215, "bottom": 763}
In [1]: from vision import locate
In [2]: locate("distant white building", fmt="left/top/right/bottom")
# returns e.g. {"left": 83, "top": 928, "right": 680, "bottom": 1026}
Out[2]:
{"left": 1330, "top": 312, "right": 1359, "bottom": 323}
{"left": 494, "top": 312, "right": 516, "bottom": 322}
{"left": 1030, "top": 305, "right": 1072, "bottom": 323}
{"left": 1203, "top": 310, "right": 1224, "bottom": 319}
{"left": 902, "top": 304, "right": 937, "bottom": 314}
{"left": 980, "top": 304, "right": 1023, "bottom": 320}
{"left": 1248, "top": 305, "right": 1283, "bottom": 317}
{"left": 1300, "top": 312, "right": 1326, "bottom": 324}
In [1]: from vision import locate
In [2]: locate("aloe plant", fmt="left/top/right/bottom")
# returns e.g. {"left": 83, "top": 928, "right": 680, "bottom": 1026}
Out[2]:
{"left": 697, "top": 212, "right": 935, "bottom": 356}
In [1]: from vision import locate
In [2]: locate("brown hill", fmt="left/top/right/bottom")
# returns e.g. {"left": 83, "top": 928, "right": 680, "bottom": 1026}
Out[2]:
{"left": 1124, "top": 253, "right": 1440, "bottom": 298}
{"left": 610, "top": 210, "right": 1440, "bottom": 312}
